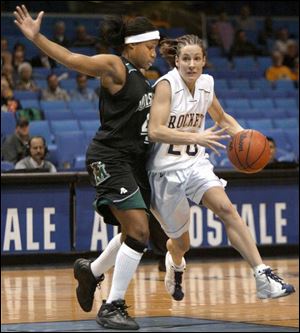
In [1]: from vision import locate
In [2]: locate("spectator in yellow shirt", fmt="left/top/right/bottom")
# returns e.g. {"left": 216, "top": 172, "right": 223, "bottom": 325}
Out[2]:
{"left": 266, "top": 51, "right": 295, "bottom": 82}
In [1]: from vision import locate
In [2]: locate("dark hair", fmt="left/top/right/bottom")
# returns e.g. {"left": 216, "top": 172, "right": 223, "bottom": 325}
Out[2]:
{"left": 266, "top": 136, "right": 276, "bottom": 146}
{"left": 160, "top": 34, "right": 206, "bottom": 68}
{"left": 27, "top": 136, "right": 48, "bottom": 156}
{"left": 100, "top": 15, "right": 157, "bottom": 48}
{"left": 16, "top": 117, "right": 29, "bottom": 127}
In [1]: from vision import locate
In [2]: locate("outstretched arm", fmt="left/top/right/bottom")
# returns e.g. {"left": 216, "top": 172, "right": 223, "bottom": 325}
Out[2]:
{"left": 13, "top": 5, "right": 124, "bottom": 81}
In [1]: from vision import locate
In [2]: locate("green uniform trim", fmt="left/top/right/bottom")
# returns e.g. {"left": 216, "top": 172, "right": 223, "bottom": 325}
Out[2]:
{"left": 93, "top": 189, "right": 147, "bottom": 214}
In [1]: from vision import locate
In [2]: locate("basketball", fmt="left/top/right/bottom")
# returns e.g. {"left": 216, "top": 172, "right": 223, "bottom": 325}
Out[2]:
{"left": 227, "top": 130, "right": 271, "bottom": 173}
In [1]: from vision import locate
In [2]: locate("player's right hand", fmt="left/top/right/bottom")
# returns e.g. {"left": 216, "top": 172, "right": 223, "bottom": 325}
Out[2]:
{"left": 13, "top": 5, "right": 44, "bottom": 41}
{"left": 197, "top": 123, "right": 230, "bottom": 156}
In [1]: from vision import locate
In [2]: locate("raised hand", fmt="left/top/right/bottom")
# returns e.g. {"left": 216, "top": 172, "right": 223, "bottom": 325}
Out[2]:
{"left": 13, "top": 5, "right": 44, "bottom": 41}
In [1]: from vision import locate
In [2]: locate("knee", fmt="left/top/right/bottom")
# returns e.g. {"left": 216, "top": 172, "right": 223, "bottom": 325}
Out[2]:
{"left": 215, "top": 201, "right": 237, "bottom": 219}
{"left": 168, "top": 238, "right": 190, "bottom": 254}
{"left": 128, "top": 222, "right": 150, "bottom": 244}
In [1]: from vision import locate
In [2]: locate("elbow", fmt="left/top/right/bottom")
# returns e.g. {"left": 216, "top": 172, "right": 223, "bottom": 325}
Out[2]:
{"left": 148, "top": 125, "right": 159, "bottom": 143}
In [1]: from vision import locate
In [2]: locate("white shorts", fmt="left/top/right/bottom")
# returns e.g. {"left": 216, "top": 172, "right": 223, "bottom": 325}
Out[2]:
{"left": 148, "top": 158, "right": 227, "bottom": 239}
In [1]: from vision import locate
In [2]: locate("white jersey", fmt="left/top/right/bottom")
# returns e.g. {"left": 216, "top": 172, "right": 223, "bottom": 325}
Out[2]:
{"left": 147, "top": 68, "right": 214, "bottom": 172}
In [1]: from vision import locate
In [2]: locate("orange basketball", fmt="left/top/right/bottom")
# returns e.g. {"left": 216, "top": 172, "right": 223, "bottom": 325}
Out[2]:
{"left": 227, "top": 129, "right": 271, "bottom": 173}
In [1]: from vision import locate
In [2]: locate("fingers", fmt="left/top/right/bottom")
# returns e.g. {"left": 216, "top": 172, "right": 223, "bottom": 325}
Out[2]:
{"left": 37, "top": 11, "right": 45, "bottom": 22}
{"left": 14, "top": 20, "right": 22, "bottom": 29}
{"left": 13, "top": 10, "right": 23, "bottom": 23}
{"left": 207, "top": 144, "right": 220, "bottom": 156}
{"left": 21, "top": 4, "right": 29, "bottom": 17}
{"left": 16, "top": 5, "right": 25, "bottom": 20}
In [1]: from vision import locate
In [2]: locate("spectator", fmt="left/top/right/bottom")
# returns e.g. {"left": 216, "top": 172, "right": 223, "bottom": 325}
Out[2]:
{"left": 72, "top": 24, "right": 95, "bottom": 47}
{"left": 207, "top": 22, "right": 223, "bottom": 48}
{"left": 52, "top": 20, "right": 70, "bottom": 47}
{"left": 12, "top": 48, "right": 26, "bottom": 71}
{"left": 265, "top": 51, "right": 296, "bottom": 82}
{"left": 15, "top": 136, "right": 57, "bottom": 172}
{"left": 2, "top": 117, "right": 30, "bottom": 163}
{"left": 214, "top": 11, "right": 235, "bottom": 56}
{"left": 283, "top": 40, "right": 299, "bottom": 71}
{"left": 1, "top": 36, "right": 12, "bottom": 65}
{"left": 230, "top": 29, "right": 260, "bottom": 59}
{"left": 15, "top": 62, "right": 39, "bottom": 91}
{"left": 257, "top": 16, "right": 275, "bottom": 55}
{"left": 41, "top": 73, "right": 70, "bottom": 101}
{"left": 70, "top": 73, "right": 98, "bottom": 102}
{"left": 235, "top": 5, "right": 257, "bottom": 31}
{"left": 2, "top": 62, "right": 16, "bottom": 89}
{"left": 31, "top": 50, "right": 57, "bottom": 68}
{"left": 273, "top": 27, "right": 296, "bottom": 56}
{"left": 265, "top": 137, "right": 298, "bottom": 169}
{"left": 1, "top": 77, "right": 22, "bottom": 112}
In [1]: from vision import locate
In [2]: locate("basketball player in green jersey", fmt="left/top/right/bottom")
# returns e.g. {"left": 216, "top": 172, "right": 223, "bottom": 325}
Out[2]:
{"left": 13, "top": 5, "right": 168, "bottom": 330}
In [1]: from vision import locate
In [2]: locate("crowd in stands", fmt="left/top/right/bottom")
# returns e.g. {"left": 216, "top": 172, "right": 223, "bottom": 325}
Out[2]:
{"left": 1, "top": 5, "right": 299, "bottom": 172}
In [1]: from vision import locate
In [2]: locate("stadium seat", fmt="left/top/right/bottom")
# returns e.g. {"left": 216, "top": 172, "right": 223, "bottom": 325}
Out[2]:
{"left": 43, "top": 109, "right": 75, "bottom": 121}
{"left": 234, "top": 109, "right": 262, "bottom": 119}
{"left": 249, "top": 98, "right": 274, "bottom": 110}
{"left": 19, "top": 99, "right": 41, "bottom": 110}
{"left": 79, "top": 120, "right": 99, "bottom": 132}
{"left": 50, "top": 120, "right": 80, "bottom": 134}
{"left": 273, "top": 118, "right": 298, "bottom": 129}
{"left": 68, "top": 100, "right": 95, "bottom": 112}
{"left": 1, "top": 161, "right": 15, "bottom": 172}
{"left": 1, "top": 111, "right": 16, "bottom": 138}
{"left": 261, "top": 128, "right": 292, "bottom": 152}
{"left": 210, "top": 58, "right": 230, "bottom": 70}
{"left": 40, "top": 100, "right": 68, "bottom": 111}
{"left": 233, "top": 57, "right": 257, "bottom": 71}
{"left": 274, "top": 98, "right": 298, "bottom": 109}
{"left": 247, "top": 119, "right": 273, "bottom": 130}
{"left": 14, "top": 90, "right": 40, "bottom": 100}
{"left": 29, "top": 120, "right": 53, "bottom": 144}
{"left": 54, "top": 131, "right": 87, "bottom": 169}
{"left": 72, "top": 109, "right": 99, "bottom": 120}
{"left": 228, "top": 79, "right": 251, "bottom": 90}
{"left": 241, "top": 89, "right": 265, "bottom": 99}
{"left": 256, "top": 57, "right": 272, "bottom": 71}
{"left": 284, "top": 129, "right": 299, "bottom": 158}
{"left": 274, "top": 80, "right": 296, "bottom": 91}
{"left": 251, "top": 79, "right": 272, "bottom": 90}
{"left": 225, "top": 98, "right": 250, "bottom": 109}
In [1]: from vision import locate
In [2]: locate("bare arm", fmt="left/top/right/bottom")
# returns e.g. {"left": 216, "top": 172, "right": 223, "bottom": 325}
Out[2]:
{"left": 208, "top": 94, "right": 244, "bottom": 136}
{"left": 13, "top": 5, "right": 124, "bottom": 83}
{"left": 148, "top": 80, "right": 230, "bottom": 154}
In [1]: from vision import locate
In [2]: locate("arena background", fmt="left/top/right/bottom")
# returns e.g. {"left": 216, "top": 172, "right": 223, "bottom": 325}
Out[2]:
{"left": 1, "top": 1, "right": 299, "bottom": 331}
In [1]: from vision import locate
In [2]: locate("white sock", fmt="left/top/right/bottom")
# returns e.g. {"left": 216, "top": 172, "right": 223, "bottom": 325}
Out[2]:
{"left": 106, "top": 243, "right": 143, "bottom": 303}
{"left": 168, "top": 252, "right": 185, "bottom": 271}
{"left": 90, "top": 233, "right": 122, "bottom": 278}
{"left": 254, "top": 264, "right": 268, "bottom": 275}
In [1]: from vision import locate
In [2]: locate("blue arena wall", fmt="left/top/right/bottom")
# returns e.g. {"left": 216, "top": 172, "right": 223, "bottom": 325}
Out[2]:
{"left": 1, "top": 170, "right": 298, "bottom": 255}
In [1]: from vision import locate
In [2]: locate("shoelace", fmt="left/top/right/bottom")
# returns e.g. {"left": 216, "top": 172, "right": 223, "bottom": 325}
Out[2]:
{"left": 96, "top": 274, "right": 105, "bottom": 290}
{"left": 263, "top": 268, "right": 285, "bottom": 285}
{"left": 114, "top": 302, "right": 130, "bottom": 317}
{"left": 174, "top": 271, "right": 183, "bottom": 287}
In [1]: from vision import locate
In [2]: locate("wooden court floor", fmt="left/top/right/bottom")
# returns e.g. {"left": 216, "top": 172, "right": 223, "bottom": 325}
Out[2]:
{"left": 1, "top": 257, "right": 299, "bottom": 330}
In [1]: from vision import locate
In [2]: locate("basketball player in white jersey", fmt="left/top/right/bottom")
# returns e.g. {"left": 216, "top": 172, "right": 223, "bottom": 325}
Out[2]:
{"left": 147, "top": 35, "right": 295, "bottom": 301}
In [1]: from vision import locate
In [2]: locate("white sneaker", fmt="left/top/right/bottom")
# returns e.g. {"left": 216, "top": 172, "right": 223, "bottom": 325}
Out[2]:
{"left": 255, "top": 266, "right": 295, "bottom": 299}
{"left": 164, "top": 251, "right": 186, "bottom": 301}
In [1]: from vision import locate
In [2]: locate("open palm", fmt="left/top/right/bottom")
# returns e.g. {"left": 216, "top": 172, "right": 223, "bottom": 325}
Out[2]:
{"left": 13, "top": 5, "right": 44, "bottom": 41}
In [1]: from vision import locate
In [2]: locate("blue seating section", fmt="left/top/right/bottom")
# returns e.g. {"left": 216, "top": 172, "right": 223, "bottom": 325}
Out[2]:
{"left": 1, "top": 13, "right": 299, "bottom": 170}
